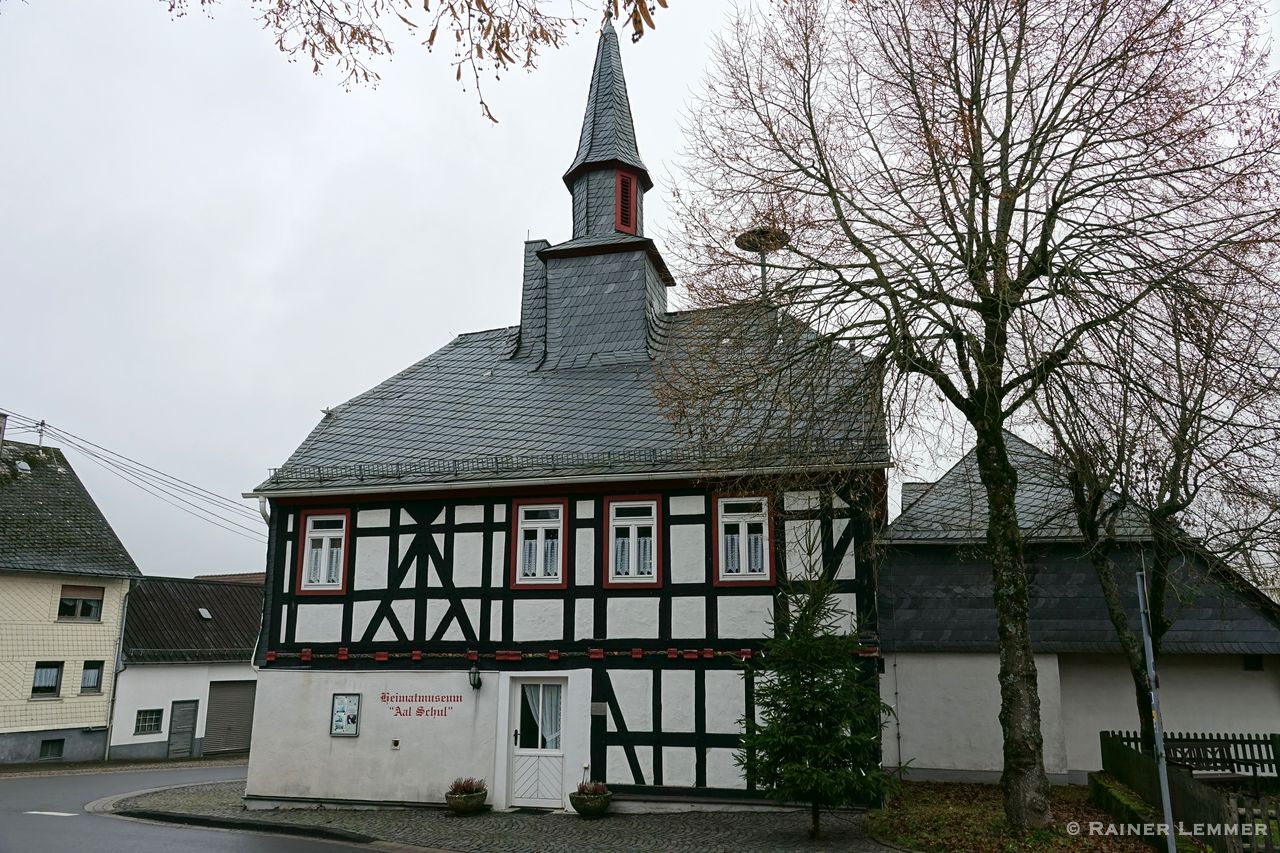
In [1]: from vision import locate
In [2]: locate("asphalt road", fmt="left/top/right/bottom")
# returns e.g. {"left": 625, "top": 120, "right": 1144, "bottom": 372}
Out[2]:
{"left": 0, "top": 764, "right": 359, "bottom": 853}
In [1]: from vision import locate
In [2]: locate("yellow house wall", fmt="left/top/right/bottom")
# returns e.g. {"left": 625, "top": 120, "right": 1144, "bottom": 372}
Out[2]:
{"left": 0, "top": 572, "right": 129, "bottom": 735}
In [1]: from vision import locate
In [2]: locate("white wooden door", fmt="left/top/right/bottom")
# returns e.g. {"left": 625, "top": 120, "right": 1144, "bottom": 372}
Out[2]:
{"left": 510, "top": 681, "right": 565, "bottom": 808}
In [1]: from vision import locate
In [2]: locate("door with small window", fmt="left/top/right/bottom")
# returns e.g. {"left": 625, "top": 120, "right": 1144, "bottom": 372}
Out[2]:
{"left": 509, "top": 681, "right": 565, "bottom": 808}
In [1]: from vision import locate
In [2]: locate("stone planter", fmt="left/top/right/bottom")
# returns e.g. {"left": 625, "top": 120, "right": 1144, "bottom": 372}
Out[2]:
{"left": 445, "top": 791, "right": 488, "bottom": 815}
{"left": 568, "top": 791, "right": 612, "bottom": 818}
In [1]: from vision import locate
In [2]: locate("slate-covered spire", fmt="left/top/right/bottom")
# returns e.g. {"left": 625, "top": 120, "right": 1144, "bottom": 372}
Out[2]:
{"left": 563, "top": 19, "right": 652, "bottom": 192}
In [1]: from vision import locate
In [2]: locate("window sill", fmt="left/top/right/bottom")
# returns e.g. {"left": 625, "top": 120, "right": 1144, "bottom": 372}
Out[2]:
{"left": 56, "top": 618, "right": 103, "bottom": 623}
{"left": 715, "top": 573, "right": 774, "bottom": 586}
{"left": 78, "top": 691, "right": 103, "bottom": 697}
{"left": 29, "top": 696, "right": 62, "bottom": 702}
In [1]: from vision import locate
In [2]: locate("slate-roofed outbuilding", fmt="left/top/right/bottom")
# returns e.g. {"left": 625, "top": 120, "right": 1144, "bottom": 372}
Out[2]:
{"left": 0, "top": 439, "right": 140, "bottom": 578}
{"left": 122, "top": 576, "right": 263, "bottom": 663}
{"left": 878, "top": 434, "right": 1280, "bottom": 654}
{"left": 885, "top": 431, "right": 1150, "bottom": 543}
{"left": 253, "top": 21, "right": 888, "bottom": 496}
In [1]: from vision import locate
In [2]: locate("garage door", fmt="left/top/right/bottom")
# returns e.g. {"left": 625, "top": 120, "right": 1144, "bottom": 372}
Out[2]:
{"left": 203, "top": 680, "right": 256, "bottom": 754}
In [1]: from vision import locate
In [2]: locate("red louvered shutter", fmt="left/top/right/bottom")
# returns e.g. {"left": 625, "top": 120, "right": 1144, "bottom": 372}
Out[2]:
{"left": 615, "top": 171, "right": 636, "bottom": 234}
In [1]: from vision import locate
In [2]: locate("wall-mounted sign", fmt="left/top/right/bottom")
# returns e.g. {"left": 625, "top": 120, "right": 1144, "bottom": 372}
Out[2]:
{"left": 331, "top": 693, "right": 360, "bottom": 737}
{"left": 378, "top": 690, "right": 465, "bottom": 719}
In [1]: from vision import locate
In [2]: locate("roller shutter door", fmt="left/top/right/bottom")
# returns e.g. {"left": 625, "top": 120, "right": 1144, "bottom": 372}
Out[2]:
{"left": 204, "top": 680, "right": 256, "bottom": 754}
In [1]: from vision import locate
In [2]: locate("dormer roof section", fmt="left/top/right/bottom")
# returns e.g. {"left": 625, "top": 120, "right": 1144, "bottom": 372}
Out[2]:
{"left": 563, "top": 19, "right": 652, "bottom": 191}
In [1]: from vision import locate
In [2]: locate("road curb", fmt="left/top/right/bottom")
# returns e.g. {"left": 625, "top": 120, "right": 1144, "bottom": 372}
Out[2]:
{"left": 113, "top": 807, "right": 377, "bottom": 844}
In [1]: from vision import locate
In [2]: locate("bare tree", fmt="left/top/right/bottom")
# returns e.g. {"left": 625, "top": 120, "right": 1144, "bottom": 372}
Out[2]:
{"left": 665, "top": 0, "right": 1280, "bottom": 828}
{"left": 1033, "top": 273, "right": 1280, "bottom": 748}
{"left": 151, "top": 0, "right": 667, "bottom": 116}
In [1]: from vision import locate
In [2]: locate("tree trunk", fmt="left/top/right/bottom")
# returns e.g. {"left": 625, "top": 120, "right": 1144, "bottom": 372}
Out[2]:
{"left": 1082, "top": 546, "right": 1154, "bottom": 749}
{"left": 810, "top": 799, "right": 820, "bottom": 839}
{"left": 972, "top": 426, "right": 1052, "bottom": 829}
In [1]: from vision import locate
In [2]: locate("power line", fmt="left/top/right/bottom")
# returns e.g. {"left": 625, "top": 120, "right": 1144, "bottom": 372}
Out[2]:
{"left": 1, "top": 407, "right": 267, "bottom": 543}
{"left": 1, "top": 407, "right": 259, "bottom": 520}
{"left": 70, "top": 448, "right": 266, "bottom": 544}
{"left": 53, "top": 433, "right": 267, "bottom": 540}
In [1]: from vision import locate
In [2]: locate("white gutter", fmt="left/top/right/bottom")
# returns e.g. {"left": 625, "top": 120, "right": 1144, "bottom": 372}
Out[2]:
{"left": 242, "top": 460, "right": 892, "bottom": 500}
{"left": 103, "top": 579, "right": 132, "bottom": 761}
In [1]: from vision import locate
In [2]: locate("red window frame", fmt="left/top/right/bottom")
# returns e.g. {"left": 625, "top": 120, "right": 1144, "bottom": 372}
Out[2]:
{"left": 509, "top": 498, "right": 570, "bottom": 589}
{"left": 602, "top": 495, "right": 663, "bottom": 589}
{"left": 295, "top": 508, "right": 352, "bottom": 596}
{"left": 710, "top": 494, "right": 777, "bottom": 587}
{"left": 615, "top": 170, "right": 637, "bottom": 235}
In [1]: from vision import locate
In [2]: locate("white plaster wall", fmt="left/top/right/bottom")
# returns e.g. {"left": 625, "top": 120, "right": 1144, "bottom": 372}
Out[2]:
{"left": 881, "top": 652, "right": 1068, "bottom": 776}
{"left": 1059, "top": 654, "right": 1280, "bottom": 774}
{"left": 670, "top": 597, "right": 705, "bottom": 639}
{"left": 358, "top": 507, "right": 386, "bottom": 527}
{"left": 662, "top": 670, "right": 695, "bottom": 732}
{"left": 513, "top": 600, "right": 563, "bottom": 642}
{"left": 609, "top": 670, "right": 652, "bottom": 731}
{"left": 353, "top": 538, "right": 389, "bottom": 590}
{"left": 705, "top": 670, "right": 746, "bottom": 734}
{"left": 246, "top": 669, "right": 500, "bottom": 804}
{"left": 669, "top": 525, "right": 705, "bottom": 585}
{"left": 294, "top": 604, "right": 342, "bottom": 643}
{"left": 574, "top": 529, "right": 595, "bottom": 587}
{"left": 669, "top": 496, "right": 704, "bottom": 515}
{"left": 110, "top": 662, "right": 255, "bottom": 747}
{"left": 453, "top": 532, "right": 484, "bottom": 587}
{"left": 784, "top": 519, "right": 821, "bottom": 579}
{"left": 717, "top": 595, "right": 773, "bottom": 639}
{"left": 607, "top": 598, "right": 659, "bottom": 639}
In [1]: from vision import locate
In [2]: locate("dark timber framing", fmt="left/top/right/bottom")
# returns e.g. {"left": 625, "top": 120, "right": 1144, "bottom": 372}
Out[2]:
{"left": 255, "top": 472, "right": 883, "bottom": 797}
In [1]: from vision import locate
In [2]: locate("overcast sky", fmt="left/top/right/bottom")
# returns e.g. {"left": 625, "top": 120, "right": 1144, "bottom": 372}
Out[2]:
{"left": 5, "top": 2, "right": 1280, "bottom": 579}
{"left": 0, "top": 2, "right": 743, "bottom": 577}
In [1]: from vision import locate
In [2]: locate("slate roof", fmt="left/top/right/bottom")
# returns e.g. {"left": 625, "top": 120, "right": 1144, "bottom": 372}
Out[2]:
{"left": 564, "top": 20, "right": 651, "bottom": 190}
{"left": 884, "top": 432, "right": 1150, "bottom": 542}
{"left": 123, "top": 576, "right": 263, "bottom": 663}
{"left": 0, "top": 440, "right": 141, "bottom": 579}
{"left": 538, "top": 234, "right": 674, "bottom": 284}
{"left": 259, "top": 309, "right": 889, "bottom": 492}
{"left": 879, "top": 542, "right": 1280, "bottom": 655}
{"left": 879, "top": 432, "right": 1280, "bottom": 654}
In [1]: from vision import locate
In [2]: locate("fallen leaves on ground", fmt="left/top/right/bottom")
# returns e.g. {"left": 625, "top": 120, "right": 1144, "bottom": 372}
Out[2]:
{"left": 863, "top": 781, "right": 1150, "bottom": 852}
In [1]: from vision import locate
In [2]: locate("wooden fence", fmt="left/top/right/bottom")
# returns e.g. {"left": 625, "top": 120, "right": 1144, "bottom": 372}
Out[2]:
{"left": 1112, "top": 731, "right": 1280, "bottom": 777}
{"left": 1101, "top": 732, "right": 1243, "bottom": 853}
{"left": 1232, "top": 794, "right": 1280, "bottom": 853}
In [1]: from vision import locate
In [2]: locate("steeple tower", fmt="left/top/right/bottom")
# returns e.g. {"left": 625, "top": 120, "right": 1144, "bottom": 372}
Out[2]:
{"left": 564, "top": 20, "right": 652, "bottom": 239}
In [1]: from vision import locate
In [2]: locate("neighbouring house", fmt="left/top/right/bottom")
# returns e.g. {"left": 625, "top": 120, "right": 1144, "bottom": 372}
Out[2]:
{"left": 0, "top": 435, "right": 141, "bottom": 763}
{"left": 109, "top": 575, "right": 262, "bottom": 760}
{"left": 196, "top": 572, "right": 266, "bottom": 586}
{"left": 879, "top": 432, "right": 1280, "bottom": 784}
{"left": 242, "top": 21, "right": 886, "bottom": 810}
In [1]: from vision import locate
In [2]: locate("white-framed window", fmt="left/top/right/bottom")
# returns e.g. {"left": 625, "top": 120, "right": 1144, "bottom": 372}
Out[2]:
{"left": 302, "top": 514, "right": 346, "bottom": 590}
{"left": 516, "top": 503, "right": 563, "bottom": 584}
{"left": 717, "top": 497, "right": 770, "bottom": 580}
{"left": 608, "top": 500, "right": 658, "bottom": 583}
{"left": 135, "top": 708, "right": 163, "bottom": 735}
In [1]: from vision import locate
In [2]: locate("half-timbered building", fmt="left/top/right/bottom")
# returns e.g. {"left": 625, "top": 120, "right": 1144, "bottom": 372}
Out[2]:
{"left": 244, "top": 21, "right": 887, "bottom": 810}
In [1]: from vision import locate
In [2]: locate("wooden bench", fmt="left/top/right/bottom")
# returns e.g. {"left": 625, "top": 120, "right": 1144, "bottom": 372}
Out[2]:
{"left": 1113, "top": 731, "right": 1279, "bottom": 783}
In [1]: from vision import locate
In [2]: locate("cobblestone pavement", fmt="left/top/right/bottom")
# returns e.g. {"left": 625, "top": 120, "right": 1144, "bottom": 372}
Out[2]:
{"left": 117, "top": 781, "right": 895, "bottom": 853}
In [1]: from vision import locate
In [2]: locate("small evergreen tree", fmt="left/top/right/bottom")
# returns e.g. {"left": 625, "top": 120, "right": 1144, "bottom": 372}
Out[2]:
{"left": 737, "top": 577, "right": 893, "bottom": 839}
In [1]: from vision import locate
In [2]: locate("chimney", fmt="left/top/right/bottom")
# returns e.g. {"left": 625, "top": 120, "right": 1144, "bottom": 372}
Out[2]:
{"left": 511, "top": 239, "right": 551, "bottom": 363}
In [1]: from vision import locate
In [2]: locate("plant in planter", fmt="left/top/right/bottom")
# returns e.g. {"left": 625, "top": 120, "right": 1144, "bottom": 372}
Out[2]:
{"left": 568, "top": 764, "right": 611, "bottom": 818}
{"left": 445, "top": 777, "right": 488, "bottom": 815}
